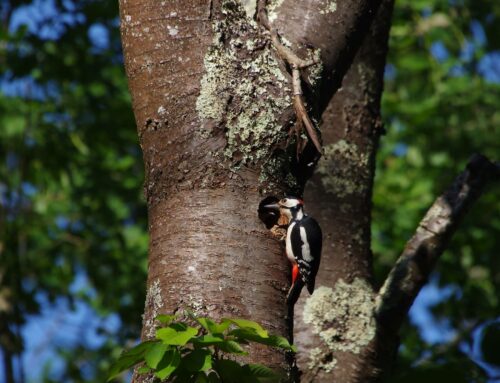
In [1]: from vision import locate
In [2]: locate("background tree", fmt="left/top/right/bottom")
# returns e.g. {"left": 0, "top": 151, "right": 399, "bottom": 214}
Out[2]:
{"left": 0, "top": 1, "right": 147, "bottom": 382}
{"left": 0, "top": 0, "right": 499, "bottom": 382}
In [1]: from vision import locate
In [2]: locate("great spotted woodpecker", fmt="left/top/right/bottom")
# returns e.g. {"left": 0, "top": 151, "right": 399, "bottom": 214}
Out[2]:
{"left": 265, "top": 197, "right": 322, "bottom": 305}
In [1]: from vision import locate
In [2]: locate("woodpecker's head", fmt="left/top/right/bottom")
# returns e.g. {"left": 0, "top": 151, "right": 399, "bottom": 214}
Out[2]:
{"left": 265, "top": 197, "right": 304, "bottom": 220}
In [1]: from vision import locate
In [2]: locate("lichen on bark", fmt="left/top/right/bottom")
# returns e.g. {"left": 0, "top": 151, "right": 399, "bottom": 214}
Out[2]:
{"left": 316, "top": 140, "right": 370, "bottom": 198}
{"left": 143, "top": 279, "right": 164, "bottom": 338}
{"left": 303, "top": 279, "right": 376, "bottom": 371}
{"left": 319, "top": 0, "right": 337, "bottom": 15}
{"left": 267, "top": 0, "right": 285, "bottom": 22}
{"left": 196, "top": 0, "right": 291, "bottom": 166}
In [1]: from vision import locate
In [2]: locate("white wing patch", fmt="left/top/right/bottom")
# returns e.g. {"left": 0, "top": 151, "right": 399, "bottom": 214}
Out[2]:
{"left": 286, "top": 222, "right": 296, "bottom": 263}
{"left": 300, "top": 226, "right": 313, "bottom": 262}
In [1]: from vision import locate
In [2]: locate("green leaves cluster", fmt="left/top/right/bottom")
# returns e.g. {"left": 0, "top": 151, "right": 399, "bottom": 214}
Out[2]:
{"left": 1, "top": 1, "right": 147, "bottom": 381}
{"left": 374, "top": 0, "right": 500, "bottom": 380}
{"left": 108, "top": 314, "right": 296, "bottom": 382}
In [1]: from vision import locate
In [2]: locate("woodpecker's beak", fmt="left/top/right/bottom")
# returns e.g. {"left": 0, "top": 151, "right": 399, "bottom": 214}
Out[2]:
{"left": 263, "top": 203, "right": 280, "bottom": 210}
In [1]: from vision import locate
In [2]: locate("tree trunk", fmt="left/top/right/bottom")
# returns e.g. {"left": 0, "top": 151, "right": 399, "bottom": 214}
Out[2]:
{"left": 119, "top": 0, "right": 387, "bottom": 381}
{"left": 119, "top": 1, "right": 293, "bottom": 376}
{"left": 118, "top": 1, "right": 500, "bottom": 382}
{"left": 294, "top": 1, "right": 395, "bottom": 381}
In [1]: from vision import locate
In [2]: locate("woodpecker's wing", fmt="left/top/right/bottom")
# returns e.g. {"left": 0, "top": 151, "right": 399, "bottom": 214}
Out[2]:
{"left": 290, "top": 216, "right": 322, "bottom": 294}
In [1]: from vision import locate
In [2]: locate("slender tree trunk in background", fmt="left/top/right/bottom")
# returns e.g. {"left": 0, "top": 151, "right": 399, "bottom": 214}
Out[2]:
{"left": 295, "top": 1, "right": 394, "bottom": 381}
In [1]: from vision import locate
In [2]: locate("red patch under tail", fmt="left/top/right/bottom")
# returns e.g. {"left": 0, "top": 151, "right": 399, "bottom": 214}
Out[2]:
{"left": 292, "top": 264, "right": 299, "bottom": 285}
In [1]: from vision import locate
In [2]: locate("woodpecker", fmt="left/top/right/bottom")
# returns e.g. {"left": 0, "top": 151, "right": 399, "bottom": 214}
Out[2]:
{"left": 265, "top": 197, "right": 322, "bottom": 305}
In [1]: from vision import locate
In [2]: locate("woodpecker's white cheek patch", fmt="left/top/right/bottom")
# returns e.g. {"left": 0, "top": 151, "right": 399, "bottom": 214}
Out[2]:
{"left": 300, "top": 226, "right": 312, "bottom": 261}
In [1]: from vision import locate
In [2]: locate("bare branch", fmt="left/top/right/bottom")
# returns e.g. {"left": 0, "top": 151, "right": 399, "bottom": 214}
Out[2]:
{"left": 375, "top": 154, "right": 500, "bottom": 332}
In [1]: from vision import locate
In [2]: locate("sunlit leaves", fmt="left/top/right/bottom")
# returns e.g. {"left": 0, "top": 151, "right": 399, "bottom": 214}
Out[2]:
{"left": 108, "top": 314, "right": 292, "bottom": 382}
{"left": 156, "top": 324, "right": 199, "bottom": 346}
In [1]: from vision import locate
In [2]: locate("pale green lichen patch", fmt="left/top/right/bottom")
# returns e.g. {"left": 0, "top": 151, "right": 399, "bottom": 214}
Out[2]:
{"left": 357, "top": 61, "right": 378, "bottom": 102}
{"left": 319, "top": 0, "right": 337, "bottom": 14}
{"left": 303, "top": 279, "right": 375, "bottom": 370}
{"left": 196, "top": 0, "right": 291, "bottom": 165}
{"left": 143, "top": 279, "right": 164, "bottom": 338}
{"left": 268, "top": 0, "right": 285, "bottom": 22}
{"left": 316, "top": 140, "right": 370, "bottom": 198}
{"left": 240, "top": 0, "right": 257, "bottom": 20}
{"left": 308, "top": 347, "right": 337, "bottom": 373}
{"left": 307, "top": 48, "right": 323, "bottom": 86}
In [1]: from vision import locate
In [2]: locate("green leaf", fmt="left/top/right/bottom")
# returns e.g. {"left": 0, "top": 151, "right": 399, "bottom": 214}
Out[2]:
{"left": 192, "top": 334, "right": 225, "bottom": 346}
{"left": 244, "top": 364, "right": 282, "bottom": 381}
{"left": 218, "top": 340, "right": 248, "bottom": 355}
{"left": 228, "top": 329, "right": 296, "bottom": 352}
{"left": 198, "top": 317, "right": 217, "bottom": 332}
{"left": 156, "top": 314, "right": 176, "bottom": 325}
{"left": 2, "top": 116, "right": 25, "bottom": 137}
{"left": 125, "top": 341, "right": 159, "bottom": 356}
{"left": 155, "top": 349, "right": 181, "bottom": 380}
{"left": 137, "top": 366, "right": 151, "bottom": 374}
{"left": 144, "top": 343, "right": 170, "bottom": 369}
{"left": 265, "top": 335, "right": 297, "bottom": 352}
{"left": 69, "top": 132, "right": 90, "bottom": 155}
{"left": 214, "top": 359, "right": 246, "bottom": 382}
{"left": 108, "top": 357, "right": 139, "bottom": 382}
{"left": 181, "top": 349, "right": 213, "bottom": 372}
{"left": 157, "top": 325, "right": 198, "bottom": 346}
{"left": 224, "top": 318, "right": 269, "bottom": 338}
{"left": 108, "top": 341, "right": 157, "bottom": 381}
{"left": 198, "top": 317, "right": 231, "bottom": 334}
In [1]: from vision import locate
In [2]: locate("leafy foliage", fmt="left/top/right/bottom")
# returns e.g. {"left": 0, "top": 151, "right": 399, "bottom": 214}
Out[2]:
{"left": 374, "top": 0, "right": 500, "bottom": 380}
{"left": 108, "top": 314, "right": 295, "bottom": 382}
{"left": 0, "top": 0, "right": 147, "bottom": 381}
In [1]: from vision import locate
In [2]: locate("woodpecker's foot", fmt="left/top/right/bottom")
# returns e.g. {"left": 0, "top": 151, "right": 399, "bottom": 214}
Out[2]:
{"left": 270, "top": 225, "right": 287, "bottom": 241}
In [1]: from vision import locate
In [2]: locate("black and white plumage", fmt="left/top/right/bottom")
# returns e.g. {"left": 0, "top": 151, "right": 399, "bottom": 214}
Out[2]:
{"left": 265, "top": 197, "right": 322, "bottom": 305}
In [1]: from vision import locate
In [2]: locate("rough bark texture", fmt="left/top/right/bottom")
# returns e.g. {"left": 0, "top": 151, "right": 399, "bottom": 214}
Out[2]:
{"left": 119, "top": 1, "right": 293, "bottom": 378}
{"left": 294, "top": 0, "right": 395, "bottom": 381}
{"left": 271, "top": 0, "right": 383, "bottom": 108}
{"left": 118, "top": 1, "right": 500, "bottom": 382}
{"left": 119, "top": 0, "right": 384, "bottom": 380}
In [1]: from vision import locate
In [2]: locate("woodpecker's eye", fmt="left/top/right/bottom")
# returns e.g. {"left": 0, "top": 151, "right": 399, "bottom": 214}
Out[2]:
{"left": 283, "top": 198, "right": 288, "bottom": 203}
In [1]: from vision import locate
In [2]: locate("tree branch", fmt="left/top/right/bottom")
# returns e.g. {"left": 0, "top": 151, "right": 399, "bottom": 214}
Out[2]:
{"left": 269, "top": 0, "right": 383, "bottom": 109}
{"left": 375, "top": 154, "right": 500, "bottom": 333}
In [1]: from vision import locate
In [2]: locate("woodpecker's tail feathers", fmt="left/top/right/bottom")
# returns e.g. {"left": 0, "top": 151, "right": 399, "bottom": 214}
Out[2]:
{"left": 286, "top": 279, "right": 305, "bottom": 306}
{"left": 306, "top": 279, "right": 315, "bottom": 295}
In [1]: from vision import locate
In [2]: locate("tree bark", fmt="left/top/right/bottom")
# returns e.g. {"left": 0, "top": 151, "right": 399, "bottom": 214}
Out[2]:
{"left": 118, "top": 1, "right": 500, "bottom": 382}
{"left": 119, "top": 1, "right": 293, "bottom": 377}
{"left": 119, "top": 0, "right": 387, "bottom": 381}
{"left": 294, "top": 0, "right": 394, "bottom": 381}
